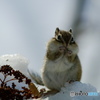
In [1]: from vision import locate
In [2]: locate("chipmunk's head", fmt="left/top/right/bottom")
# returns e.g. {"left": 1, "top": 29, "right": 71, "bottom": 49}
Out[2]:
{"left": 54, "top": 27, "right": 79, "bottom": 56}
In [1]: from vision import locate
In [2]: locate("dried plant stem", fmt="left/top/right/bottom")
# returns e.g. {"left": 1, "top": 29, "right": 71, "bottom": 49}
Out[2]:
{"left": 2, "top": 74, "right": 7, "bottom": 83}
{"left": 0, "top": 78, "right": 2, "bottom": 82}
{"left": 5, "top": 78, "right": 17, "bottom": 83}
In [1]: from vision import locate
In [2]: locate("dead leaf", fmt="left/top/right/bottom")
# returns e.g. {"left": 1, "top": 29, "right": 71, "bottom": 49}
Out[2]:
{"left": 28, "top": 82, "right": 40, "bottom": 97}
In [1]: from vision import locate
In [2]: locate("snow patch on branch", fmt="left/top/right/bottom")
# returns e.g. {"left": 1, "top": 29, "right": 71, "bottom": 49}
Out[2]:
{"left": 0, "top": 54, "right": 29, "bottom": 76}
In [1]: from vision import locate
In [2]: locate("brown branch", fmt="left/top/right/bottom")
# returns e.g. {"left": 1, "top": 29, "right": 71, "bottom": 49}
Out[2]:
{"left": 0, "top": 78, "right": 2, "bottom": 82}
{"left": 5, "top": 78, "right": 17, "bottom": 83}
{"left": 2, "top": 74, "right": 7, "bottom": 83}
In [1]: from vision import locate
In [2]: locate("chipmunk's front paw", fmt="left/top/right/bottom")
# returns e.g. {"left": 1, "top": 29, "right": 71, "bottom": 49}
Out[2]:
{"left": 59, "top": 46, "right": 66, "bottom": 53}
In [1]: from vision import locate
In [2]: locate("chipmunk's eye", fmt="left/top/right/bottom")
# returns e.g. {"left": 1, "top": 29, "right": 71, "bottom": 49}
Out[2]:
{"left": 57, "top": 35, "right": 61, "bottom": 40}
{"left": 70, "top": 37, "right": 75, "bottom": 44}
{"left": 55, "top": 34, "right": 62, "bottom": 41}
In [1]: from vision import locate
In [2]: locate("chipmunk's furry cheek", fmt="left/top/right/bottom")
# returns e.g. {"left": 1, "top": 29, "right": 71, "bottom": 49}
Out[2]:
{"left": 46, "top": 39, "right": 64, "bottom": 52}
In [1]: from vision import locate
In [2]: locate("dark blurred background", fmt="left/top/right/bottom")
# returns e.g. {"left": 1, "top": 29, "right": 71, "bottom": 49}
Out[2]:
{"left": 0, "top": 0, "right": 100, "bottom": 90}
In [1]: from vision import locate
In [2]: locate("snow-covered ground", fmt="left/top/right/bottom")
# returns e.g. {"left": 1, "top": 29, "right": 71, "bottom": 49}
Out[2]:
{"left": 38, "top": 82, "right": 100, "bottom": 100}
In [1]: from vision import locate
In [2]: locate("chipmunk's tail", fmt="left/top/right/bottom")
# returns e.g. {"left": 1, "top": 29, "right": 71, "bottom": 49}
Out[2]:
{"left": 28, "top": 69, "right": 44, "bottom": 85}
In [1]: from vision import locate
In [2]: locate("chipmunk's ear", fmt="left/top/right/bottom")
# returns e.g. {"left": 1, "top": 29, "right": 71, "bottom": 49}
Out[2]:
{"left": 69, "top": 29, "right": 72, "bottom": 33}
{"left": 55, "top": 27, "right": 60, "bottom": 34}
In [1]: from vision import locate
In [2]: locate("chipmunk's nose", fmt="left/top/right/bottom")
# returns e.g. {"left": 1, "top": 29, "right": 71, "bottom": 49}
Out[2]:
{"left": 64, "top": 35, "right": 72, "bottom": 46}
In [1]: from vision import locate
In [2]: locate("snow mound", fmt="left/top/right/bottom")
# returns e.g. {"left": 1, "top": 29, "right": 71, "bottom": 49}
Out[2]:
{"left": 0, "top": 54, "right": 30, "bottom": 90}
{"left": 39, "top": 82, "right": 100, "bottom": 100}
{"left": 0, "top": 54, "right": 29, "bottom": 76}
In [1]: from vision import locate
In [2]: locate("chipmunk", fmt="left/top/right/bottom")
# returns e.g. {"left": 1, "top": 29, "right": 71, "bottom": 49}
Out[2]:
{"left": 28, "top": 28, "right": 82, "bottom": 92}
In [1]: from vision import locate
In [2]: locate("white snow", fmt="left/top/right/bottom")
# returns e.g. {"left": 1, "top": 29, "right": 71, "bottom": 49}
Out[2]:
{"left": 38, "top": 82, "right": 100, "bottom": 100}
{"left": 0, "top": 54, "right": 29, "bottom": 76}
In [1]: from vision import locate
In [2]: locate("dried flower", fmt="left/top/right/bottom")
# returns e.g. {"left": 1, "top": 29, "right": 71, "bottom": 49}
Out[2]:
{"left": 0, "top": 65, "right": 40, "bottom": 99}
